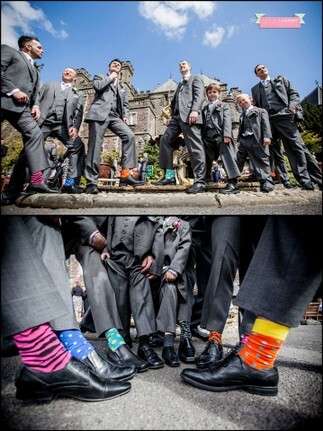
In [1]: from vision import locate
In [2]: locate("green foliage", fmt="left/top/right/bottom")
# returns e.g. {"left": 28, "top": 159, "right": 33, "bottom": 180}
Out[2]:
{"left": 138, "top": 140, "right": 163, "bottom": 180}
{"left": 300, "top": 130, "right": 322, "bottom": 162}
{"left": 1, "top": 122, "right": 23, "bottom": 173}
{"left": 302, "top": 100, "right": 322, "bottom": 137}
{"left": 100, "top": 149, "right": 121, "bottom": 165}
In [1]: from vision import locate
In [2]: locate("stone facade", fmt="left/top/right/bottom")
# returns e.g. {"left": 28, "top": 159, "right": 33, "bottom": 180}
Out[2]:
{"left": 74, "top": 61, "right": 243, "bottom": 156}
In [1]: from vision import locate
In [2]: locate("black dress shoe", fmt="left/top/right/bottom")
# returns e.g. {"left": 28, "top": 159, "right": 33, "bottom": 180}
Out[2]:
{"left": 181, "top": 353, "right": 279, "bottom": 396}
{"left": 178, "top": 337, "right": 196, "bottom": 363}
{"left": 149, "top": 332, "right": 164, "bottom": 348}
{"left": 26, "top": 182, "right": 61, "bottom": 194}
{"left": 62, "top": 184, "right": 80, "bottom": 194}
{"left": 0, "top": 196, "right": 16, "bottom": 205}
{"left": 260, "top": 185, "right": 274, "bottom": 193}
{"left": 283, "top": 181, "right": 293, "bottom": 189}
{"left": 162, "top": 346, "right": 180, "bottom": 367}
{"left": 119, "top": 175, "right": 145, "bottom": 187}
{"left": 301, "top": 181, "right": 315, "bottom": 190}
{"left": 15, "top": 357, "right": 131, "bottom": 402}
{"left": 190, "top": 325, "right": 209, "bottom": 341}
{"left": 219, "top": 182, "right": 240, "bottom": 194}
{"left": 137, "top": 344, "right": 164, "bottom": 369}
{"left": 106, "top": 344, "right": 149, "bottom": 373}
{"left": 186, "top": 183, "right": 206, "bottom": 194}
{"left": 85, "top": 184, "right": 100, "bottom": 194}
{"left": 81, "top": 349, "right": 137, "bottom": 381}
{"left": 151, "top": 177, "right": 176, "bottom": 186}
{"left": 196, "top": 340, "right": 223, "bottom": 369}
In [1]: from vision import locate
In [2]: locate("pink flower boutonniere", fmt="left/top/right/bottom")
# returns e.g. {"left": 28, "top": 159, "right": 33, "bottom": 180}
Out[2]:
{"left": 72, "top": 86, "right": 79, "bottom": 94}
{"left": 217, "top": 101, "right": 223, "bottom": 108}
{"left": 166, "top": 220, "right": 181, "bottom": 237}
{"left": 250, "top": 108, "right": 260, "bottom": 117}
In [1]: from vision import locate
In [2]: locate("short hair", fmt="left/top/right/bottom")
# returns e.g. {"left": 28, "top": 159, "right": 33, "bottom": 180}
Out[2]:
{"left": 179, "top": 60, "right": 192, "bottom": 70}
{"left": 254, "top": 64, "right": 265, "bottom": 74}
{"left": 206, "top": 83, "right": 221, "bottom": 93}
{"left": 18, "top": 35, "right": 39, "bottom": 49}
{"left": 109, "top": 58, "right": 123, "bottom": 67}
{"left": 236, "top": 93, "right": 250, "bottom": 102}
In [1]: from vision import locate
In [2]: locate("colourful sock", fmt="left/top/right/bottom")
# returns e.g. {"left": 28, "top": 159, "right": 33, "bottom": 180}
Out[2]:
{"left": 165, "top": 169, "right": 175, "bottom": 179}
{"left": 64, "top": 177, "right": 75, "bottom": 186}
{"left": 120, "top": 168, "right": 130, "bottom": 178}
{"left": 56, "top": 330, "right": 94, "bottom": 361}
{"left": 241, "top": 334, "right": 249, "bottom": 344}
{"left": 208, "top": 331, "right": 222, "bottom": 344}
{"left": 30, "top": 171, "right": 44, "bottom": 185}
{"left": 179, "top": 320, "right": 192, "bottom": 339}
{"left": 238, "top": 318, "right": 290, "bottom": 370}
{"left": 163, "top": 333, "right": 175, "bottom": 347}
{"left": 105, "top": 328, "right": 126, "bottom": 352}
{"left": 13, "top": 324, "right": 71, "bottom": 372}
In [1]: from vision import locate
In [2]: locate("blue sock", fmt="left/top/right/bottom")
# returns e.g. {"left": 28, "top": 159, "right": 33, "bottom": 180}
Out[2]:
{"left": 64, "top": 178, "right": 75, "bottom": 187}
{"left": 56, "top": 330, "right": 94, "bottom": 360}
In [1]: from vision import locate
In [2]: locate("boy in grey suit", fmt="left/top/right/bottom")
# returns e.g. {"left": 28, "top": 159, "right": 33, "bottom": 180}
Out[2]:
{"left": 236, "top": 94, "right": 275, "bottom": 193}
{"left": 37, "top": 68, "right": 85, "bottom": 193}
{"left": 84, "top": 58, "right": 143, "bottom": 194}
{"left": 202, "top": 83, "right": 241, "bottom": 194}
{"left": 152, "top": 60, "right": 206, "bottom": 194}
{"left": 1, "top": 35, "right": 59, "bottom": 205}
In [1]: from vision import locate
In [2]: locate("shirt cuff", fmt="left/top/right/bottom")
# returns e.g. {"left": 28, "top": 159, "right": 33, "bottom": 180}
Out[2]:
{"left": 7, "top": 88, "right": 19, "bottom": 96}
{"left": 88, "top": 230, "right": 99, "bottom": 246}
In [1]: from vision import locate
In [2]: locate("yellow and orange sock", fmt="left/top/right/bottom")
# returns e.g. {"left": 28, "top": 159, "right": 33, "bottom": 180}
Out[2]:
{"left": 238, "top": 318, "right": 290, "bottom": 370}
{"left": 120, "top": 168, "right": 130, "bottom": 178}
{"left": 208, "top": 331, "right": 222, "bottom": 344}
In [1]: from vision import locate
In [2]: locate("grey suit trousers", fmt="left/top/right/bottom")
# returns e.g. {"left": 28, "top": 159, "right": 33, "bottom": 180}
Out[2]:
{"left": 84, "top": 116, "right": 137, "bottom": 185}
{"left": 159, "top": 114, "right": 206, "bottom": 184}
{"left": 1, "top": 216, "right": 78, "bottom": 338}
{"left": 200, "top": 217, "right": 241, "bottom": 332}
{"left": 236, "top": 216, "right": 322, "bottom": 328}
{"left": 74, "top": 244, "right": 123, "bottom": 336}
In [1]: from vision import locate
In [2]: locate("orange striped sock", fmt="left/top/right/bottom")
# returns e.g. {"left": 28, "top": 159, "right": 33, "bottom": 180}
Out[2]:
{"left": 238, "top": 318, "right": 290, "bottom": 370}
{"left": 120, "top": 169, "right": 130, "bottom": 178}
{"left": 208, "top": 331, "right": 222, "bottom": 344}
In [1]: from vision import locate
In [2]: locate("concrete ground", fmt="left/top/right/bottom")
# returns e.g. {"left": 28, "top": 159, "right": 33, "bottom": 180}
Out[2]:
{"left": 1, "top": 314, "right": 322, "bottom": 430}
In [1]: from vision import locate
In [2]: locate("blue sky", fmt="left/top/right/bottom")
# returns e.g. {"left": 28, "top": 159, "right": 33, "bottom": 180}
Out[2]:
{"left": 1, "top": 1, "right": 322, "bottom": 99}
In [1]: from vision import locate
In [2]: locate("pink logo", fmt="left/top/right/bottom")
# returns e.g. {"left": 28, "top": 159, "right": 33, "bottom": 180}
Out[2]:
{"left": 255, "top": 13, "right": 305, "bottom": 29}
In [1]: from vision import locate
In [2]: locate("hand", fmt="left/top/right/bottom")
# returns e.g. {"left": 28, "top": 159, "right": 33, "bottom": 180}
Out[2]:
{"left": 189, "top": 111, "right": 198, "bottom": 125}
{"left": 141, "top": 255, "right": 153, "bottom": 273}
{"left": 101, "top": 251, "right": 110, "bottom": 261}
{"left": 69, "top": 127, "right": 78, "bottom": 139}
{"left": 12, "top": 91, "right": 29, "bottom": 104}
{"left": 109, "top": 71, "right": 118, "bottom": 81}
{"left": 263, "top": 139, "right": 271, "bottom": 147}
{"left": 289, "top": 106, "right": 296, "bottom": 114}
{"left": 224, "top": 137, "right": 231, "bottom": 144}
{"left": 91, "top": 232, "right": 107, "bottom": 252}
{"left": 236, "top": 141, "right": 240, "bottom": 148}
{"left": 123, "top": 117, "right": 129, "bottom": 125}
{"left": 164, "top": 271, "right": 177, "bottom": 283}
{"left": 31, "top": 106, "right": 41, "bottom": 121}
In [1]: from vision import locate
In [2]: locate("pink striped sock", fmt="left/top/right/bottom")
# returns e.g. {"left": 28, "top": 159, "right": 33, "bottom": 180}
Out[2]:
{"left": 241, "top": 334, "right": 250, "bottom": 344}
{"left": 30, "top": 171, "right": 44, "bottom": 185}
{"left": 13, "top": 323, "right": 71, "bottom": 373}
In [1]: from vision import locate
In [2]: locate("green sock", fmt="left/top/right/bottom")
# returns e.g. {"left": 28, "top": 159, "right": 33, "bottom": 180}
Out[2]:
{"left": 179, "top": 320, "right": 192, "bottom": 340}
{"left": 165, "top": 169, "right": 175, "bottom": 179}
{"left": 105, "top": 328, "right": 126, "bottom": 352}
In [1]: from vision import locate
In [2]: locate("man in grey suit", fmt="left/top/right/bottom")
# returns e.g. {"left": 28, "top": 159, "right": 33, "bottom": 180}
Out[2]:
{"left": 37, "top": 67, "right": 85, "bottom": 193}
{"left": 84, "top": 58, "right": 143, "bottom": 194}
{"left": 152, "top": 60, "right": 206, "bottom": 194}
{"left": 1, "top": 35, "right": 59, "bottom": 205}
{"left": 251, "top": 64, "right": 314, "bottom": 190}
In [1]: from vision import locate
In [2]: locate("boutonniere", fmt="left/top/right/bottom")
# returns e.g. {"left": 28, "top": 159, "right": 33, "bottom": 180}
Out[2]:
{"left": 216, "top": 101, "right": 223, "bottom": 108}
{"left": 34, "top": 62, "right": 44, "bottom": 71}
{"left": 71, "top": 86, "right": 79, "bottom": 94}
{"left": 273, "top": 76, "right": 283, "bottom": 84}
{"left": 166, "top": 220, "right": 181, "bottom": 237}
{"left": 249, "top": 108, "right": 260, "bottom": 117}
{"left": 119, "top": 81, "right": 124, "bottom": 89}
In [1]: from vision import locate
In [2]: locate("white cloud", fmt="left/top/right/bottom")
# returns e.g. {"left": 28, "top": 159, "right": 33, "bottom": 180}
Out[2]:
{"left": 138, "top": 1, "right": 216, "bottom": 40}
{"left": 1, "top": 1, "right": 68, "bottom": 48}
{"left": 203, "top": 24, "right": 238, "bottom": 48}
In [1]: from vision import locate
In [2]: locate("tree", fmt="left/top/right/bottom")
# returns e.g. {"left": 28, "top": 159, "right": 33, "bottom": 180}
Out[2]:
{"left": 300, "top": 100, "right": 322, "bottom": 161}
{"left": 1, "top": 121, "right": 23, "bottom": 173}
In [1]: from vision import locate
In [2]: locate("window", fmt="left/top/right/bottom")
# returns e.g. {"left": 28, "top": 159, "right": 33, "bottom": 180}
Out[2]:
{"left": 129, "top": 112, "right": 137, "bottom": 125}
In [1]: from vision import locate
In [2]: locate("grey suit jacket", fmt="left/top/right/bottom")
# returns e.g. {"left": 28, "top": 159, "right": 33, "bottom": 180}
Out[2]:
{"left": 85, "top": 75, "right": 129, "bottom": 122}
{"left": 171, "top": 74, "right": 205, "bottom": 124}
{"left": 1, "top": 44, "right": 41, "bottom": 112}
{"left": 37, "top": 82, "right": 84, "bottom": 129}
{"left": 202, "top": 101, "right": 232, "bottom": 137}
{"left": 238, "top": 107, "right": 272, "bottom": 143}
{"left": 106, "top": 216, "right": 164, "bottom": 277}
{"left": 251, "top": 76, "right": 301, "bottom": 110}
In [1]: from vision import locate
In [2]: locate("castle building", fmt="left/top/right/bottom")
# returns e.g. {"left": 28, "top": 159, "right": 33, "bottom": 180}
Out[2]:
{"left": 74, "top": 61, "right": 243, "bottom": 156}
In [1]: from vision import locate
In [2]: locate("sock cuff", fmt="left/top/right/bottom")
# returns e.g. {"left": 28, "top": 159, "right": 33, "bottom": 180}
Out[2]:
{"left": 252, "top": 318, "right": 290, "bottom": 341}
